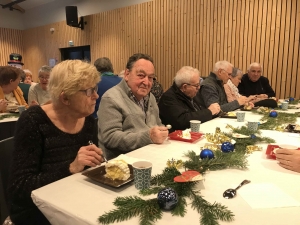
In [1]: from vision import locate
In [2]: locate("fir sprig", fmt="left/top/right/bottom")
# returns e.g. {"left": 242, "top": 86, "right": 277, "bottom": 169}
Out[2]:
{"left": 255, "top": 111, "right": 297, "bottom": 130}
{"left": 0, "top": 113, "right": 19, "bottom": 120}
{"left": 183, "top": 150, "right": 248, "bottom": 173}
{"left": 99, "top": 197, "right": 162, "bottom": 225}
{"left": 190, "top": 193, "right": 234, "bottom": 225}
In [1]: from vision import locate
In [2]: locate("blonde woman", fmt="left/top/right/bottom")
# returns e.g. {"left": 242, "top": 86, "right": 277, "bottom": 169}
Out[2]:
{"left": 8, "top": 60, "right": 104, "bottom": 225}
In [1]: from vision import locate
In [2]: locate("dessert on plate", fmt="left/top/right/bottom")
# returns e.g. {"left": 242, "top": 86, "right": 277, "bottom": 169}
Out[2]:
{"left": 105, "top": 159, "right": 130, "bottom": 181}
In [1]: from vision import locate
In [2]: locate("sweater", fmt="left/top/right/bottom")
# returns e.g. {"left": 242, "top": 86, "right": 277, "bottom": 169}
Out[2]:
{"left": 158, "top": 82, "right": 212, "bottom": 132}
{"left": 28, "top": 84, "right": 51, "bottom": 105}
{"left": 0, "top": 86, "right": 28, "bottom": 112}
{"left": 197, "top": 72, "right": 240, "bottom": 112}
{"left": 8, "top": 106, "right": 97, "bottom": 225}
{"left": 97, "top": 79, "right": 162, "bottom": 160}
{"left": 238, "top": 74, "right": 276, "bottom": 97}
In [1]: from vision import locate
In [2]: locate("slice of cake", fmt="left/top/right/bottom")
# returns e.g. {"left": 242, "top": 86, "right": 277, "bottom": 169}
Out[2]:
{"left": 181, "top": 129, "right": 191, "bottom": 139}
{"left": 105, "top": 159, "right": 130, "bottom": 180}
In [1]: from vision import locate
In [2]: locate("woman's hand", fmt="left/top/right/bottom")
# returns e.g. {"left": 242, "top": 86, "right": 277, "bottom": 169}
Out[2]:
{"left": 0, "top": 99, "right": 7, "bottom": 111}
{"left": 275, "top": 149, "right": 300, "bottom": 173}
{"left": 69, "top": 144, "right": 104, "bottom": 174}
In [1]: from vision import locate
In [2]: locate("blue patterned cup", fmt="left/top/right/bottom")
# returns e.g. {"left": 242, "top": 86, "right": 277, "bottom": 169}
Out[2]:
{"left": 18, "top": 105, "right": 25, "bottom": 114}
{"left": 132, "top": 161, "right": 152, "bottom": 190}
{"left": 281, "top": 102, "right": 288, "bottom": 110}
{"left": 248, "top": 121, "right": 258, "bottom": 131}
{"left": 236, "top": 112, "right": 245, "bottom": 122}
{"left": 190, "top": 120, "right": 201, "bottom": 132}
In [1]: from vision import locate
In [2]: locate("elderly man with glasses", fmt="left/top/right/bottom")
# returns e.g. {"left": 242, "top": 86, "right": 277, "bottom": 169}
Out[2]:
{"left": 158, "top": 66, "right": 220, "bottom": 132}
{"left": 197, "top": 61, "right": 249, "bottom": 112}
{"left": 28, "top": 65, "right": 52, "bottom": 105}
{"left": 97, "top": 53, "right": 168, "bottom": 160}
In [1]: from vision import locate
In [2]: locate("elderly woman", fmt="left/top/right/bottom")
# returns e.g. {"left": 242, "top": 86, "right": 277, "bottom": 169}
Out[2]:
{"left": 224, "top": 67, "right": 256, "bottom": 105}
{"left": 23, "top": 69, "right": 37, "bottom": 85}
{"left": 8, "top": 60, "right": 104, "bottom": 225}
{"left": 28, "top": 65, "right": 52, "bottom": 105}
{"left": 0, "top": 66, "right": 28, "bottom": 112}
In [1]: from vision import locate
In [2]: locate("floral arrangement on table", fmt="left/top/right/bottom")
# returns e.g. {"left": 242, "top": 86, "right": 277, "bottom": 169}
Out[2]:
{"left": 98, "top": 127, "right": 275, "bottom": 225}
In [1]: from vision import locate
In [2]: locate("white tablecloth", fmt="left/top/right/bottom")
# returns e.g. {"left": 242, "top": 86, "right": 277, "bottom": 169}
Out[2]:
{"left": 31, "top": 111, "right": 300, "bottom": 225}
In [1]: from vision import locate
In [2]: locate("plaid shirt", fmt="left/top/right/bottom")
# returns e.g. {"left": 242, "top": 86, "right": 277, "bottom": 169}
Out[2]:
{"left": 129, "top": 91, "right": 149, "bottom": 116}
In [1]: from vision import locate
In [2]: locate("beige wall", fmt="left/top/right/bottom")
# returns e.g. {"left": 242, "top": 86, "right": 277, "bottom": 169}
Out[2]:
{"left": 0, "top": 0, "right": 299, "bottom": 98}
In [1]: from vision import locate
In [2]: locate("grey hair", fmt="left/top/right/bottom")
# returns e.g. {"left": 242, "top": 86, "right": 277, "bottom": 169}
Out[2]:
{"left": 213, "top": 61, "right": 233, "bottom": 73}
{"left": 248, "top": 62, "right": 262, "bottom": 72}
{"left": 94, "top": 57, "right": 114, "bottom": 73}
{"left": 231, "top": 67, "right": 243, "bottom": 78}
{"left": 23, "top": 69, "right": 32, "bottom": 75}
{"left": 174, "top": 66, "right": 200, "bottom": 87}
{"left": 38, "top": 65, "right": 52, "bottom": 76}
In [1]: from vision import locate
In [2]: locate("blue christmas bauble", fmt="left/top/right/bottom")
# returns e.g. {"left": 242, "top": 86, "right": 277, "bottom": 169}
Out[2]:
{"left": 269, "top": 110, "right": 278, "bottom": 118}
{"left": 250, "top": 134, "right": 257, "bottom": 139}
{"left": 157, "top": 187, "right": 178, "bottom": 210}
{"left": 289, "top": 97, "right": 294, "bottom": 102}
{"left": 221, "top": 142, "right": 234, "bottom": 153}
{"left": 200, "top": 149, "right": 214, "bottom": 159}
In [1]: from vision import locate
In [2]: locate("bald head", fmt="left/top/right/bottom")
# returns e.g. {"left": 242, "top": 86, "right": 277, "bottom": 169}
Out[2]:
{"left": 247, "top": 62, "right": 262, "bottom": 82}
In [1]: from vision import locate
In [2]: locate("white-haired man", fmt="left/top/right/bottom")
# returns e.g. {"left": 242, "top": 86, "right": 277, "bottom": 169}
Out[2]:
{"left": 158, "top": 66, "right": 220, "bottom": 132}
{"left": 198, "top": 61, "right": 248, "bottom": 112}
{"left": 238, "top": 62, "right": 275, "bottom": 99}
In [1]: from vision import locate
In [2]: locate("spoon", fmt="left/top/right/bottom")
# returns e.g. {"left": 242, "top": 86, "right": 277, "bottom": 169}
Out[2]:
{"left": 88, "top": 140, "right": 108, "bottom": 163}
{"left": 223, "top": 179, "right": 251, "bottom": 199}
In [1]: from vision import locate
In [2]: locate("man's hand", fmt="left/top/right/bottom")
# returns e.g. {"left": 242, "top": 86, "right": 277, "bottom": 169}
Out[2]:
{"left": 208, "top": 103, "right": 220, "bottom": 115}
{"left": 237, "top": 96, "right": 248, "bottom": 106}
{"left": 150, "top": 126, "right": 169, "bottom": 144}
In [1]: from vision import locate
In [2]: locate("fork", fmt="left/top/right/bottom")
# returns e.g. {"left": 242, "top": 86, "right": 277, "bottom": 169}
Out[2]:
{"left": 88, "top": 140, "right": 108, "bottom": 163}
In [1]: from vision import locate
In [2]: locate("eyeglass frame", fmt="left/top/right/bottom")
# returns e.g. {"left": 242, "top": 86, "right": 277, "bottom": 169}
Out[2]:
{"left": 184, "top": 83, "right": 201, "bottom": 88}
{"left": 39, "top": 76, "right": 50, "bottom": 80}
{"left": 79, "top": 85, "right": 98, "bottom": 97}
{"left": 221, "top": 69, "right": 232, "bottom": 76}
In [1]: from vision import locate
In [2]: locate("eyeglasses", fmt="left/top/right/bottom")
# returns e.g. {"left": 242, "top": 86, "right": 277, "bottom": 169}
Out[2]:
{"left": 79, "top": 85, "right": 98, "bottom": 97}
{"left": 137, "top": 73, "right": 156, "bottom": 82}
{"left": 222, "top": 69, "right": 232, "bottom": 76}
{"left": 185, "top": 83, "right": 200, "bottom": 88}
{"left": 39, "top": 76, "right": 50, "bottom": 80}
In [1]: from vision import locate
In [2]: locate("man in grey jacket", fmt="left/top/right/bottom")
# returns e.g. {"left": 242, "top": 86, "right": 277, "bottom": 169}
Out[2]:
{"left": 198, "top": 61, "right": 248, "bottom": 112}
{"left": 97, "top": 53, "right": 168, "bottom": 159}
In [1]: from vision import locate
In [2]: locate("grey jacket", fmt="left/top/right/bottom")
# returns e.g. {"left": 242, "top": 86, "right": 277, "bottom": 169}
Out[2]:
{"left": 97, "top": 79, "right": 162, "bottom": 159}
{"left": 198, "top": 72, "right": 240, "bottom": 112}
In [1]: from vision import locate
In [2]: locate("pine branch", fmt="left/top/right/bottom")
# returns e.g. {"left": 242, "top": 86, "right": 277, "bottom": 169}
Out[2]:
{"left": 0, "top": 113, "right": 19, "bottom": 120}
{"left": 190, "top": 193, "right": 234, "bottom": 225}
{"left": 99, "top": 197, "right": 162, "bottom": 225}
{"left": 171, "top": 196, "right": 187, "bottom": 217}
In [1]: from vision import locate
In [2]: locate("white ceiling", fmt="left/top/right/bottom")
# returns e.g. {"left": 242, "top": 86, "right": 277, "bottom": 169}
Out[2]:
{"left": 17, "top": 0, "right": 56, "bottom": 10}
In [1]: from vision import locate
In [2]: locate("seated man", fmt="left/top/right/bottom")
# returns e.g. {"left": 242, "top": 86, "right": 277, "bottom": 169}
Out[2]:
{"left": 238, "top": 62, "right": 275, "bottom": 99}
{"left": 158, "top": 66, "right": 220, "bottom": 132}
{"left": 197, "top": 61, "right": 248, "bottom": 112}
{"left": 98, "top": 53, "right": 168, "bottom": 159}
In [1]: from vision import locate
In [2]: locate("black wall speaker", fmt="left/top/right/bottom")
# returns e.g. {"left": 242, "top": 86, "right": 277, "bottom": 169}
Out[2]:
{"left": 65, "top": 6, "right": 78, "bottom": 27}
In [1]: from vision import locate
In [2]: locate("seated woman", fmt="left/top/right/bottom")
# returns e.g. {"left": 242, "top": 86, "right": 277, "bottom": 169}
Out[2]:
{"left": 23, "top": 69, "right": 37, "bottom": 85}
{"left": 8, "top": 60, "right": 104, "bottom": 225}
{"left": 0, "top": 66, "right": 28, "bottom": 112}
{"left": 28, "top": 65, "right": 52, "bottom": 105}
{"left": 224, "top": 67, "right": 255, "bottom": 107}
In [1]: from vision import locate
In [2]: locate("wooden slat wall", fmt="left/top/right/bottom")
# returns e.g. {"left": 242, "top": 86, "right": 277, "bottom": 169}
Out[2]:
{"left": 0, "top": 0, "right": 299, "bottom": 98}
{"left": 0, "top": 28, "right": 23, "bottom": 66}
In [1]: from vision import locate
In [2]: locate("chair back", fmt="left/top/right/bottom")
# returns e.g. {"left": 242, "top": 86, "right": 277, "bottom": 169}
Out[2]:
{"left": 0, "top": 137, "right": 14, "bottom": 224}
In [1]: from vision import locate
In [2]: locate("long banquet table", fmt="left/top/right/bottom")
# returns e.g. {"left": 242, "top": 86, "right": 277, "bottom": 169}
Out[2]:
{"left": 31, "top": 110, "right": 300, "bottom": 225}
{"left": 0, "top": 113, "right": 18, "bottom": 141}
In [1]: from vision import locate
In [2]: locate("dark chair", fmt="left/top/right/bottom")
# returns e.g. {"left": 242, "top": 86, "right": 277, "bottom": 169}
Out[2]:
{"left": 0, "top": 137, "right": 14, "bottom": 225}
